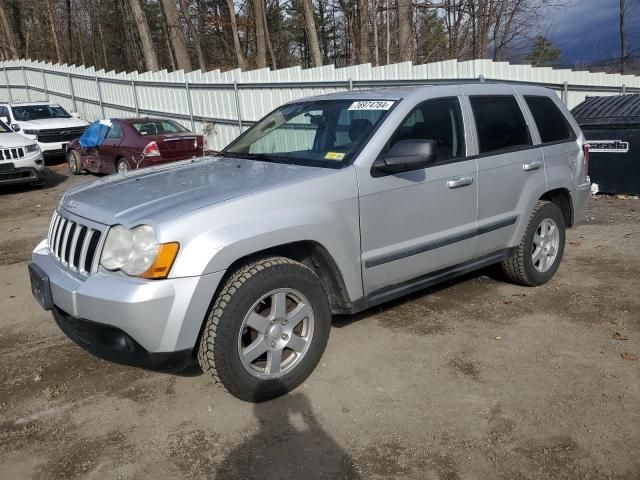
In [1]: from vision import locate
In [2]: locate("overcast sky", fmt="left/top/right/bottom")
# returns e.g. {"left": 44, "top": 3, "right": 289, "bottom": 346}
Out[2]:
{"left": 541, "top": 0, "right": 640, "bottom": 64}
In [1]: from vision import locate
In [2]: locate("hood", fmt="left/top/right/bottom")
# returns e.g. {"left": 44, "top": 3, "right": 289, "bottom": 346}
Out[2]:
{"left": 17, "top": 117, "right": 89, "bottom": 130}
{"left": 0, "top": 131, "right": 36, "bottom": 147}
{"left": 60, "top": 156, "right": 332, "bottom": 226}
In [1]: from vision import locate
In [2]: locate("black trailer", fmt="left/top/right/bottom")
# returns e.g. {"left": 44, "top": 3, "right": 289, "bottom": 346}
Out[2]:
{"left": 571, "top": 94, "right": 640, "bottom": 194}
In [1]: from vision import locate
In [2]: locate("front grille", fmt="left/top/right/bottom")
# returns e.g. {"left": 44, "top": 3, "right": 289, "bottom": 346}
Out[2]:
{"left": 37, "top": 127, "right": 86, "bottom": 144}
{"left": 48, "top": 211, "right": 104, "bottom": 275}
{"left": 0, "top": 147, "right": 25, "bottom": 160}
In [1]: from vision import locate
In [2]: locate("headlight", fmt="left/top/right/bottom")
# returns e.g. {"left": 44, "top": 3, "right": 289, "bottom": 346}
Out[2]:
{"left": 100, "top": 225, "right": 179, "bottom": 279}
{"left": 25, "top": 144, "right": 40, "bottom": 153}
{"left": 23, "top": 129, "right": 38, "bottom": 135}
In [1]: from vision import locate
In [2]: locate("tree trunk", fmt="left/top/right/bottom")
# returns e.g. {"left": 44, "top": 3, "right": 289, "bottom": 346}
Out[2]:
{"left": 373, "top": 1, "right": 379, "bottom": 66}
{"left": 357, "top": 0, "right": 369, "bottom": 63}
{"left": 179, "top": 0, "right": 206, "bottom": 71}
{"left": 44, "top": 0, "right": 63, "bottom": 63}
{"left": 161, "top": 0, "right": 192, "bottom": 72}
{"left": 66, "top": 0, "right": 72, "bottom": 61}
{"left": 0, "top": 3, "right": 19, "bottom": 59}
{"left": 261, "top": 1, "right": 277, "bottom": 69}
{"left": 620, "top": 0, "right": 626, "bottom": 74}
{"left": 302, "top": 0, "right": 322, "bottom": 67}
{"left": 97, "top": 18, "right": 109, "bottom": 70}
{"left": 385, "top": 0, "right": 390, "bottom": 64}
{"left": 252, "top": 0, "right": 268, "bottom": 68}
{"left": 127, "top": 0, "right": 160, "bottom": 71}
{"left": 224, "top": 0, "right": 248, "bottom": 69}
{"left": 397, "top": 0, "right": 412, "bottom": 62}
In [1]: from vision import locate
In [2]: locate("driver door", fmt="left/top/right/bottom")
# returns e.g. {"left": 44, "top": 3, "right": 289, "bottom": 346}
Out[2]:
{"left": 99, "top": 122, "right": 124, "bottom": 173}
{"left": 358, "top": 97, "right": 478, "bottom": 298}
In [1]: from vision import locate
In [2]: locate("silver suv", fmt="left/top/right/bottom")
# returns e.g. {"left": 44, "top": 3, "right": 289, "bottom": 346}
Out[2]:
{"left": 29, "top": 84, "right": 590, "bottom": 401}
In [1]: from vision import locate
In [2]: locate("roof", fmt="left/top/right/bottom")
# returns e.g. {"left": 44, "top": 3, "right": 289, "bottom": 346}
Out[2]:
{"left": 0, "top": 101, "right": 52, "bottom": 106}
{"left": 571, "top": 94, "right": 640, "bottom": 126}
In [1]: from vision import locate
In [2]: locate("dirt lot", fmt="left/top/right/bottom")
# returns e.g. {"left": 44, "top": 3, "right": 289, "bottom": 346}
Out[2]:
{"left": 1, "top": 165, "right": 639, "bottom": 479}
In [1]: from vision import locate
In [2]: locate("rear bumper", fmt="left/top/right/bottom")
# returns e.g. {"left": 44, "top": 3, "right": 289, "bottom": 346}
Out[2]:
{"left": 52, "top": 307, "right": 192, "bottom": 369}
{"left": 571, "top": 180, "right": 591, "bottom": 225}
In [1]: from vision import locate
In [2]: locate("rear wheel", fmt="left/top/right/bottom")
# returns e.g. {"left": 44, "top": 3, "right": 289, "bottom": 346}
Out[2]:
{"left": 67, "top": 150, "right": 84, "bottom": 175}
{"left": 116, "top": 158, "right": 130, "bottom": 173}
{"left": 197, "top": 257, "right": 331, "bottom": 402}
{"left": 501, "top": 201, "right": 566, "bottom": 286}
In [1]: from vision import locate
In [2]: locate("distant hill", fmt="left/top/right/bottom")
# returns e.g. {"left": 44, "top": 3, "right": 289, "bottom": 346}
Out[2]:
{"left": 568, "top": 54, "right": 640, "bottom": 75}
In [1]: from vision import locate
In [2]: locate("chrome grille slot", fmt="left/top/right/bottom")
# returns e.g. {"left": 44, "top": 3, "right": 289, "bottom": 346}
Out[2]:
{"left": 0, "top": 147, "right": 25, "bottom": 160}
{"left": 47, "top": 211, "right": 104, "bottom": 275}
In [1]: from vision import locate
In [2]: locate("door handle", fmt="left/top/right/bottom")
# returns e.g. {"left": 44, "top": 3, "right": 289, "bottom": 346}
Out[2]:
{"left": 523, "top": 161, "right": 542, "bottom": 171}
{"left": 446, "top": 176, "right": 474, "bottom": 189}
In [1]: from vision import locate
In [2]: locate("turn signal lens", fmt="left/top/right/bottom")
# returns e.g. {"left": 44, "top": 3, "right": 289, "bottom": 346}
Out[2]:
{"left": 143, "top": 141, "right": 161, "bottom": 157}
{"left": 582, "top": 144, "right": 590, "bottom": 177}
{"left": 139, "top": 242, "right": 180, "bottom": 279}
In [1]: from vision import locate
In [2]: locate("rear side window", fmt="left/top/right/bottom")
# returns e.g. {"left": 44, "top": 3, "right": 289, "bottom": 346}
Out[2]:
{"left": 388, "top": 97, "right": 465, "bottom": 162}
{"left": 525, "top": 95, "right": 576, "bottom": 143}
{"left": 470, "top": 96, "right": 531, "bottom": 154}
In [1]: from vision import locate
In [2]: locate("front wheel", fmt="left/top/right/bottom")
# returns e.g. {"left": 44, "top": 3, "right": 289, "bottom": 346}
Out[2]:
{"left": 501, "top": 200, "right": 566, "bottom": 286}
{"left": 197, "top": 257, "right": 331, "bottom": 402}
{"left": 67, "top": 150, "right": 84, "bottom": 175}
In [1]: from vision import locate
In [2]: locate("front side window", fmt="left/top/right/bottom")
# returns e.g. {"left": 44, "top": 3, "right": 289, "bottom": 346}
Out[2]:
{"left": 387, "top": 97, "right": 465, "bottom": 162}
{"left": 11, "top": 104, "right": 71, "bottom": 121}
{"left": 470, "top": 96, "right": 531, "bottom": 154}
{"left": 525, "top": 95, "right": 576, "bottom": 144}
{"left": 224, "top": 99, "right": 395, "bottom": 168}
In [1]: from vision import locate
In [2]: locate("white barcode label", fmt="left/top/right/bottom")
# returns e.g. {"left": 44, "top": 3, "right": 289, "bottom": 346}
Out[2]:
{"left": 348, "top": 100, "right": 395, "bottom": 111}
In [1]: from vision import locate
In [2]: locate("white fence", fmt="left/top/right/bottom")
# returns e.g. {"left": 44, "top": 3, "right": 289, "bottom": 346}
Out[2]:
{"left": 1, "top": 58, "right": 639, "bottom": 150}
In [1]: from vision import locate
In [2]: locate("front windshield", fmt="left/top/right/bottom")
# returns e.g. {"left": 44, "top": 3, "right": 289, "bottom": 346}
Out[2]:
{"left": 12, "top": 104, "right": 71, "bottom": 121}
{"left": 224, "top": 99, "right": 396, "bottom": 167}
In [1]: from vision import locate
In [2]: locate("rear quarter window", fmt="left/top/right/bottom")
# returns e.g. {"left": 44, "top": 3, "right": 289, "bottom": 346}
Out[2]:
{"left": 470, "top": 95, "right": 531, "bottom": 154}
{"left": 525, "top": 95, "right": 576, "bottom": 144}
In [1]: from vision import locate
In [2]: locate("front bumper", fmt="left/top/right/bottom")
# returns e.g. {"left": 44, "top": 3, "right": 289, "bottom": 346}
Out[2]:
{"left": 570, "top": 180, "right": 591, "bottom": 225}
{"left": 30, "top": 239, "right": 225, "bottom": 367}
{"left": 0, "top": 153, "right": 45, "bottom": 185}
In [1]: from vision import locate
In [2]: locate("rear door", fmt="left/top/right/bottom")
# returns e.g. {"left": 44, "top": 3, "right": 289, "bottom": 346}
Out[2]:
{"left": 98, "top": 121, "right": 124, "bottom": 172}
{"left": 471, "top": 94, "right": 546, "bottom": 257}
{"left": 358, "top": 97, "right": 478, "bottom": 297}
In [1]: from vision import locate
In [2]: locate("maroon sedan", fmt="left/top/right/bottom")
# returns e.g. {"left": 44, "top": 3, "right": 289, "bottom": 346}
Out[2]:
{"left": 66, "top": 118, "right": 208, "bottom": 175}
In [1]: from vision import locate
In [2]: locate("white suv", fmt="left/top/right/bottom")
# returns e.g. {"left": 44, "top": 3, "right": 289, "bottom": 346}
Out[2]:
{"left": 0, "top": 102, "right": 88, "bottom": 155}
{"left": 0, "top": 119, "right": 44, "bottom": 186}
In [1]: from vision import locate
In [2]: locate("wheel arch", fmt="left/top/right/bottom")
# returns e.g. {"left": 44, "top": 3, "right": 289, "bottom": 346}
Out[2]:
{"left": 540, "top": 188, "right": 573, "bottom": 227}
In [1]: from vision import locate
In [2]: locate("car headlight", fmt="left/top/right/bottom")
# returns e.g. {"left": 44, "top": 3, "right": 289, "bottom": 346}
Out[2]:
{"left": 25, "top": 144, "right": 40, "bottom": 153}
{"left": 23, "top": 129, "right": 38, "bottom": 135}
{"left": 100, "top": 225, "right": 179, "bottom": 279}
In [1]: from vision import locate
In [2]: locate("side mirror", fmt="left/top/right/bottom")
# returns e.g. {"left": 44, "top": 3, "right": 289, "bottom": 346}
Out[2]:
{"left": 0, "top": 116, "right": 8, "bottom": 125}
{"left": 10, "top": 123, "right": 20, "bottom": 132}
{"left": 373, "top": 139, "right": 437, "bottom": 174}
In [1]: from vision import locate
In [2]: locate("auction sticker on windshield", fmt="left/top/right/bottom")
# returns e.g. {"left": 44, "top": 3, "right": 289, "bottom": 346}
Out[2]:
{"left": 348, "top": 100, "right": 395, "bottom": 111}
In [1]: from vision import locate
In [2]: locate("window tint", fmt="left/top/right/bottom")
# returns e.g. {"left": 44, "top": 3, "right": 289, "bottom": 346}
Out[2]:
{"left": 105, "top": 122, "right": 123, "bottom": 140}
{"left": 388, "top": 97, "right": 465, "bottom": 162}
{"left": 525, "top": 95, "right": 576, "bottom": 143}
{"left": 470, "top": 96, "right": 531, "bottom": 154}
{"left": 132, "top": 120, "right": 189, "bottom": 135}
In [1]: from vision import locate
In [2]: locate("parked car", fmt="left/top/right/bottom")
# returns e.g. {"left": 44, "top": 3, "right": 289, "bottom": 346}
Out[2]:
{"left": 66, "top": 118, "right": 207, "bottom": 175}
{"left": 29, "top": 84, "right": 590, "bottom": 402}
{"left": 0, "top": 102, "right": 88, "bottom": 156}
{"left": 0, "top": 118, "right": 44, "bottom": 186}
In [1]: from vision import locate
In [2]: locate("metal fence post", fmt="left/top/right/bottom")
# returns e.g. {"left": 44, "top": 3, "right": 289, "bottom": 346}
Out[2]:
{"left": 348, "top": 78, "right": 353, "bottom": 91}
{"left": 41, "top": 68, "right": 50, "bottom": 101}
{"left": 478, "top": 74, "right": 486, "bottom": 83}
{"left": 67, "top": 72, "right": 77, "bottom": 113}
{"left": 562, "top": 81, "right": 569, "bottom": 105}
{"left": 95, "top": 74, "right": 105, "bottom": 118}
{"left": 233, "top": 81, "right": 243, "bottom": 133}
{"left": 21, "top": 66, "right": 31, "bottom": 101}
{"left": 185, "top": 80, "right": 195, "bottom": 131}
{"left": 4, "top": 67, "right": 13, "bottom": 103}
{"left": 131, "top": 80, "right": 139, "bottom": 116}
{"left": 622, "top": 84, "right": 626, "bottom": 96}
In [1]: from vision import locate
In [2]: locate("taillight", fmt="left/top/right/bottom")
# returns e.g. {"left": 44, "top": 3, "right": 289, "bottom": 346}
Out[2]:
{"left": 582, "top": 143, "right": 590, "bottom": 177}
{"left": 143, "top": 141, "right": 160, "bottom": 157}
{"left": 203, "top": 137, "right": 209, "bottom": 154}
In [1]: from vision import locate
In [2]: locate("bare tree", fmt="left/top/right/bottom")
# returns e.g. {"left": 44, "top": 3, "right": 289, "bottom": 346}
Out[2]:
{"left": 253, "top": 0, "right": 269, "bottom": 67}
{"left": 224, "top": 0, "right": 248, "bottom": 69}
{"left": 303, "top": 0, "right": 323, "bottom": 67}
{"left": 357, "top": 0, "right": 369, "bottom": 63}
{"left": 127, "top": 0, "right": 159, "bottom": 71}
{"left": 44, "top": 0, "right": 64, "bottom": 63}
{"left": 0, "top": 3, "right": 19, "bottom": 59}
{"left": 397, "top": 0, "right": 412, "bottom": 61}
{"left": 161, "top": 0, "right": 192, "bottom": 71}
{"left": 620, "top": 0, "right": 627, "bottom": 74}
{"left": 179, "top": 0, "right": 206, "bottom": 71}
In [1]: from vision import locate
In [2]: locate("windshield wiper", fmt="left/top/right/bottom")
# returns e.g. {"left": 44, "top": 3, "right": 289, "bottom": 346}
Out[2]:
{"left": 220, "top": 152, "right": 291, "bottom": 164}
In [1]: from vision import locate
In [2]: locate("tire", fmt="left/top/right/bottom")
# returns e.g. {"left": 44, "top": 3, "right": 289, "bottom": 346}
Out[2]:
{"left": 501, "top": 200, "right": 566, "bottom": 287}
{"left": 197, "top": 256, "right": 331, "bottom": 402}
{"left": 116, "top": 158, "right": 130, "bottom": 173}
{"left": 67, "top": 150, "right": 84, "bottom": 175}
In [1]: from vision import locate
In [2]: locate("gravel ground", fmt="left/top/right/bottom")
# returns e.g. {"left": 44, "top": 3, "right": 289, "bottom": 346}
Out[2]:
{"left": 1, "top": 165, "right": 639, "bottom": 479}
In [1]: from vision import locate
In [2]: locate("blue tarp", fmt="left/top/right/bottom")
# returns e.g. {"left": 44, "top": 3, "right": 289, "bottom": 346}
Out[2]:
{"left": 79, "top": 120, "right": 111, "bottom": 148}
